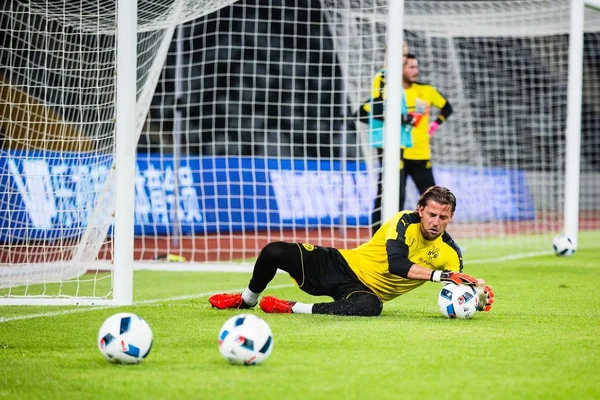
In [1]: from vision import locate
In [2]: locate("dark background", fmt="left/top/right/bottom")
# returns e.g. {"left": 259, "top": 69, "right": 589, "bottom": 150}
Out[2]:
{"left": 139, "top": 0, "right": 600, "bottom": 173}
{"left": 141, "top": 0, "right": 356, "bottom": 159}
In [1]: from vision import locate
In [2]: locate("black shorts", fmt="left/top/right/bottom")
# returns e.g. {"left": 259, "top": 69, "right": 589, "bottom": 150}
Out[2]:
{"left": 293, "top": 243, "right": 375, "bottom": 300}
{"left": 402, "top": 158, "right": 436, "bottom": 193}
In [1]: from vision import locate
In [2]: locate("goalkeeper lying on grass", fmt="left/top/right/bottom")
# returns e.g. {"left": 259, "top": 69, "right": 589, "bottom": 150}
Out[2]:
{"left": 210, "top": 186, "right": 494, "bottom": 316}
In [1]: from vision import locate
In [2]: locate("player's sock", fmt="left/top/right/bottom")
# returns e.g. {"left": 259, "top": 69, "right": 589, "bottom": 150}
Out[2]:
{"left": 241, "top": 288, "right": 260, "bottom": 307}
{"left": 291, "top": 302, "right": 313, "bottom": 314}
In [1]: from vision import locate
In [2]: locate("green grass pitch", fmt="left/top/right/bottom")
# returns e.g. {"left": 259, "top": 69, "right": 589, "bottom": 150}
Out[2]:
{"left": 1, "top": 232, "right": 599, "bottom": 400}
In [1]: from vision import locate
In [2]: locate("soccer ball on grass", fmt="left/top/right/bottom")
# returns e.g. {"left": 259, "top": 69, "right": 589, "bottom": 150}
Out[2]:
{"left": 438, "top": 283, "right": 479, "bottom": 319}
{"left": 218, "top": 314, "right": 273, "bottom": 365}
{"left": 98, "top": 312, "right": 153, "bottom": 364}
{"left": 552, "top": 234, "right": 576, "bottom": 256}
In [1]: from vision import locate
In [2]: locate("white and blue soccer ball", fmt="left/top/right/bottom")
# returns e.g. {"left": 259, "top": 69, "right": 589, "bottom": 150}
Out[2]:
{"left": 438, "top": 283, "right": 479, "bottom": 319}
{"left": 218, "top": 314, "right": 273, "bottom": 366}
{"left": 98, "top": 312, "right": 153, "bottom": 364}
{"left": 552, "top": 234, "right": 576, "bottom": 257}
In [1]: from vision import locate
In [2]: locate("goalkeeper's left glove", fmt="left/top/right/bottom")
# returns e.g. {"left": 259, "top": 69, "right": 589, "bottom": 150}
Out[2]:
{"left": 476, "top": 284, "right": 495, "bottom": 312}
{"left": 430, "top": 270, "right": 478, "bottom": 286}
{"left": 428, "top": 121, "right": 441, "bottom": 137}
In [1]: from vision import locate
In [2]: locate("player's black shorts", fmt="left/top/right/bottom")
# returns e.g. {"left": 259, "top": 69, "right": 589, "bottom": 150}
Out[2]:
{"left": 292, "top": 243, "right": 375, "bottom": 300}
{"left": 403, "top": 158, "right": 435, "bottom": 193}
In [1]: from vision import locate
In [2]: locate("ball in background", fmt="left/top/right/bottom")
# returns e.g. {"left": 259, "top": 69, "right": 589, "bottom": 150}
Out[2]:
{"left": 98, "top": 312, "right": 153, "bottom": 364}
{"left": 438, "top": 283, "right": 479, "bottom": 319}
{"left": 552, "top": 234, "right": 576, "bottom": 256}
{"left": 218, "top": 314, "right": 273, "bottom": 365}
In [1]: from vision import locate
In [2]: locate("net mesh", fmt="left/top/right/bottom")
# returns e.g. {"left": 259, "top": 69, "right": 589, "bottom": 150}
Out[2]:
{"left": 0, "top": 0, "right": 237, "bottom": 298}
{"left": 136, "top": 0, "right": 600, "bottom": 265}
{"left": 1, "top": 0, "right": 600, "bottom": 301}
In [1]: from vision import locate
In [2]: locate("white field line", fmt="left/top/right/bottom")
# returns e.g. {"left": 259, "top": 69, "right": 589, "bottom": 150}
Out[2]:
{"left": 0, "top": 251, "right": 551, "bottom": 324}
{"left": 465, "top": 250, "right": 551, "bottom": 264}
{"left": 0, "top": 284, "right": 293, "bottom": 324}
{"left": 130, "top": 250, "right": 553, "bottom": 272}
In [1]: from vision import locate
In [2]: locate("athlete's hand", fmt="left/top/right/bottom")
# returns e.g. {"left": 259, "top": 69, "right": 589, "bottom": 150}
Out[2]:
{"left": 402, "top": 112, "right": 423, "bottom": 127}
{"left": 431, "top": 270, "right": 478, "bottom": 286}
{"left": 428, "top": 121, "right": 440, "bottom": 137}
{"left": 476, "top": 284, "right": 495, "bottom": 312}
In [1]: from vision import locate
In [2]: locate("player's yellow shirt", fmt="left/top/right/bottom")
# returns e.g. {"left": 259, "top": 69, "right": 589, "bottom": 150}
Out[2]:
{"left": 402, "top": 83, "right": 450, "bottom": 160}
{"left": 339, "top": 211, "right": 463, "bottom": 302}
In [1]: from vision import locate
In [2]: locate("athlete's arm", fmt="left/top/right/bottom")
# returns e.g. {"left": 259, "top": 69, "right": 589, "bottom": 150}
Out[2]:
{"left": 369, "top": 71, "right": 385, "bottom": 121}
{"left": 386, "top": 238, "right": 413, "bottom": 278}
{"left": 389, "top": 253, "right": 476, "bottom": 285}
{"left": 386, "top": 223, "right": 475, "bottom": 284}
{"left": 406, "top": 264, "right": 437, "bottom": 280}
{"left": 436, "top": 100, "right": 453, "bottom": 121}
{"left": 430, "top": 88, "right": 453, "bottom": 126}
{"left": 359, "top": 71, "right": 386, "bottom": 123}
{"left": 385, "top": 231, "right": 446, "bottom": 281}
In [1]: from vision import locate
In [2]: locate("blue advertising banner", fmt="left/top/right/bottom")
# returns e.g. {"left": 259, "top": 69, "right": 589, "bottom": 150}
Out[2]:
{"left": 0, "top": 150, "right": 112, "bottom": 242}
{"left": 133, "top": 156, "right": 372, "bottom": 235}
{"left": 404, "top": 165, "right": 536, "bottom": 223}
{"left": 0, "top": 150, "right": 535, "bottom": 242}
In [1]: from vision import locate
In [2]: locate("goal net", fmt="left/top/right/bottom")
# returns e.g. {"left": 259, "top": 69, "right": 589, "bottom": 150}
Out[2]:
{"left": 136, "top": 0, "right": 600, "bottom": 265}
{"left": 0, "top": 0, "right": 237, "bottom": 303}
{"left": 2, "top": 0, "right": 599, "bottom": 303}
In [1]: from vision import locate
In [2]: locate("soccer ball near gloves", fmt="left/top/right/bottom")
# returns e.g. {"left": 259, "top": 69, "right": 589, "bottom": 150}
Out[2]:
{"left": 218, "top": 314, "right": 274, "bottom": 366}
{"left": 552, "top": 234, "right": 576, "bottom": 256}
{"left": 98, "top": 312, "right": 153, "bottom": 364}
{"left": 438, "top": 283, "right": 479, "bottom": 319}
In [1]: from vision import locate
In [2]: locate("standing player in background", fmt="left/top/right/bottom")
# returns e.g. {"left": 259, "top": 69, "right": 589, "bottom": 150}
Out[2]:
{"left": 400, "top": 54, "right": 453, "bottom": 210}
{"left": 359, "top": 42, "right": 420, "bottom": 235}
{"left": 209, "top": 186, "right": 494, "bottom": 317}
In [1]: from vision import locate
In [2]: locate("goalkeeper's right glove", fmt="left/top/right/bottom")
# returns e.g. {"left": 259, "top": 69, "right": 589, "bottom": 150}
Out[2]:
{"left": 401, "top": 112, "right": 423, "bottom": 128}
{"left": 430, "top": 270, "right": 478, "bottom": 286}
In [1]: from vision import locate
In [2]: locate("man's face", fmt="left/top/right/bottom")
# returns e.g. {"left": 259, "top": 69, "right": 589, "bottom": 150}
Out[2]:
{"left": 403, "top": 58, "right": 419, "bottom": 84}
{"left": 417, "top": 200, "right": 453, "bottom": 241}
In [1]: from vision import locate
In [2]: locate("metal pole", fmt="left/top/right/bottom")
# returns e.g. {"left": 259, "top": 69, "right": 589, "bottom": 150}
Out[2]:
{"left": 382, "top": 0, "right": 404, "bottom": 221}
{"left": 113, "top": 0, "right": 137, "bottom": 305}
{"left": 172, "top": 25, "right": 185, "bottom": 248}
{"left": 563, "top": 0, "right": 584, "bottom": 246}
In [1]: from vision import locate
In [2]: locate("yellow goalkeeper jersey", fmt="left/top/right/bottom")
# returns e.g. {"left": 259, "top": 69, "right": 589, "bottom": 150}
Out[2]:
{"left": 339, "top": 211, "right": 463, "bottom": 302}
{"left": 402, "top": 82, "right": 451, "bottom": 160}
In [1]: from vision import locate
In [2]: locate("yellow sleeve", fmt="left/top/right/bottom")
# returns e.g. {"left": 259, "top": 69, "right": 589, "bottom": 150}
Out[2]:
{"left": 428, "top": 86, "right": 447, "bottom": 110}
{"left": 361, "top": 71, "right": 385, "bottom": 114}
{"left": 371, "top": 71, "right": 385, "bottom": 99}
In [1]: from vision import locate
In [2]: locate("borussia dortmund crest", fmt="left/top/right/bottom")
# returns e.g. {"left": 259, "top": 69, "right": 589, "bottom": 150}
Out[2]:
{"left": 427, "top": 246, "right": 439, "bottom": 260}
{"left": 302, "top": 243, "right": 315, "bottom": 251}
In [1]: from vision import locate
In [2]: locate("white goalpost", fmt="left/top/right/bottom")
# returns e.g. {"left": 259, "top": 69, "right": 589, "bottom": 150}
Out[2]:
{"left": 113, "top": 0, "right": 137, "bottom": 306}
{"left": 1, "top": 0, "right": 599, "bottom": 305}
{"left": 563, "top": 0, "right": 599, "bottom": 247}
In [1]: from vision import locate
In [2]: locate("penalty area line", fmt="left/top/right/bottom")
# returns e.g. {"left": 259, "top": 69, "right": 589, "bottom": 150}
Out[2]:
{"left": 0, "top": 284, "right": 294, "bottom": 324}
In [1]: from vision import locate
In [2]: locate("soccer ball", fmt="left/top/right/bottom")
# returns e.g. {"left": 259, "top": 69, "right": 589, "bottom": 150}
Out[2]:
{"left": 438, "top": 283, "right": 479, "bottom": 319}
{"left": 98, "top": 312, "right": 153, "bottom": 364}
{"left": 552, "top": 234, "right": 576, "bottom": 256}
{"left": 218, "top": 314, "right": 273, "bottom": 365}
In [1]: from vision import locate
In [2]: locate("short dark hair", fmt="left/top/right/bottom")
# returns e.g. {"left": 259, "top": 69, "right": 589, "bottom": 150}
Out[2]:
{"left": 417, "top": 186, "right": 457, "bottom": 213}
{"left": 405, "top": 53, "right": 417, "bottom": 61}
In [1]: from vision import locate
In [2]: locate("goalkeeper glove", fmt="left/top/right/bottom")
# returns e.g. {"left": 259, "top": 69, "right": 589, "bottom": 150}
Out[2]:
{"left": 430, "top": 270, "right": 478, "bottom": 286}
{"left": 428, "top": 121, "right": 441, "bottom": 137}
{"left": 476, "top": 284, "right": 495, "bottom": 312}
{"left": 402, "top": 112, "right": 423, "bottom": 127}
